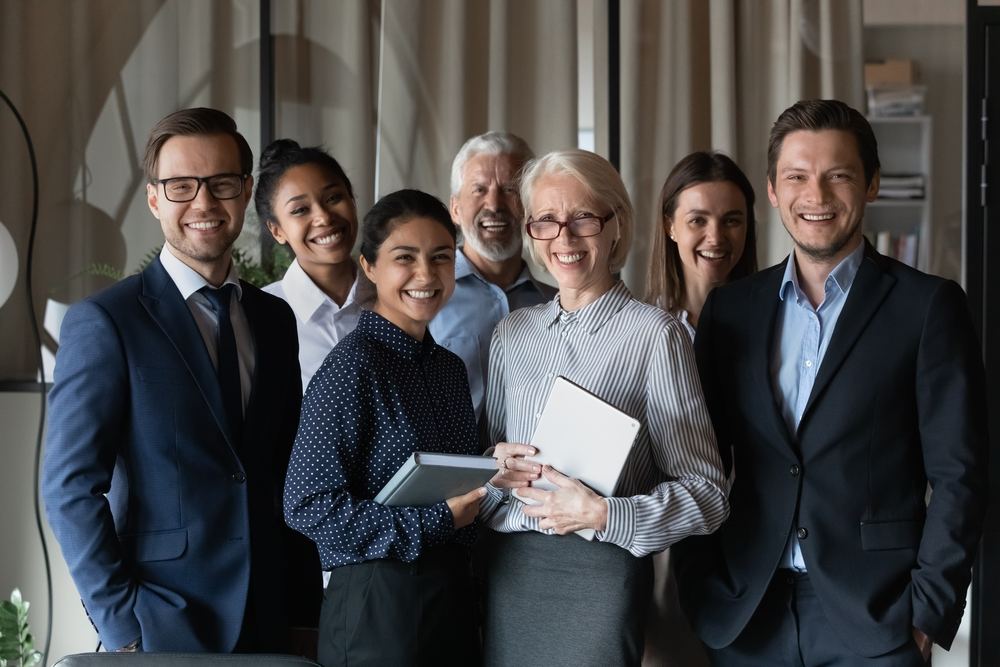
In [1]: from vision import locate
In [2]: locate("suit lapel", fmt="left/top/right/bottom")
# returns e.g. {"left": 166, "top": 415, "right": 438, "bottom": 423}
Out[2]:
{"left": 800, "top": 247, "right": 895, "bottom": 423}
{"left": 138, "top": 258, "right": 236, "bottom": 450}
{"left": 749, "top": 263, "right": 799, "bottom": 458}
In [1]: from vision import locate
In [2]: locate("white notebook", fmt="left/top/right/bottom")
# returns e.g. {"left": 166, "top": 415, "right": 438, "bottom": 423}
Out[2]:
{"left": 374, "top": 452, "right": 496, "bottom": 506}
{"left": 513, "top": 376, "right": 640, "bottom": 539}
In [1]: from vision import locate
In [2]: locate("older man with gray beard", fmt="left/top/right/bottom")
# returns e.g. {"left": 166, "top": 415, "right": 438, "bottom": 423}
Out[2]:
{"left": 430, "top": 131, "right": 556, "bottom": 420}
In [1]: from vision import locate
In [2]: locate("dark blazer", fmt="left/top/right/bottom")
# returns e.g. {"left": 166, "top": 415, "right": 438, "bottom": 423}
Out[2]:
{"left": 43, "top": 258, "right": 320, "bottom": 652}
{"left": 675, "top": 244, "right": 989, "bottom": 657}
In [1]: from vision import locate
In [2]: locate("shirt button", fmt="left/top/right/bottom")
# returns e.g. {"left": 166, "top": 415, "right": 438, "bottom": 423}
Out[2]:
{"left": 534, "top": 413, "right": 542, "bottom": 419}
{"left": 790, "top": 464, "right": 801, "bottom": 477}
{"left": 796, "top": 527, "right": 808, "bottom": 539}
{"left": 804, "top": 360, "right": 813, "bottom": 368}
{"left": 232, "top": 471, "right": 246, "bottom": 483}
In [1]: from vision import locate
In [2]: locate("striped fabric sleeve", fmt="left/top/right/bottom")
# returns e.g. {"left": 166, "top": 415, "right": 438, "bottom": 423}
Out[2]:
{"left": 595, "top": 324, "right": 730, "bottom": 556}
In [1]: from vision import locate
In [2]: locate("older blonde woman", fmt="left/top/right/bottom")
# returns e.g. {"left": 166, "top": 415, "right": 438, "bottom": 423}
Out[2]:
{"left": 479, "top": 149, "right": 729, "bottom": 666}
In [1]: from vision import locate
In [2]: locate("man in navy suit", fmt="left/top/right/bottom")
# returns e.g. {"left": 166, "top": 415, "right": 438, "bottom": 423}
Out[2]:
{"left": 676, "top": 99, "right": 989, "bottom": 665}
{"left": 43, "top": 108, "right": 319, "bottom": 653}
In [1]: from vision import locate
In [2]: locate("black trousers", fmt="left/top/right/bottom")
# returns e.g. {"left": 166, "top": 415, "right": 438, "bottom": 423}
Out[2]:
{"left": 318, "top": 544, "right": 480, "bottom": 667}
{"left": 709, "top": 571, "right": 928, "bottom": 667}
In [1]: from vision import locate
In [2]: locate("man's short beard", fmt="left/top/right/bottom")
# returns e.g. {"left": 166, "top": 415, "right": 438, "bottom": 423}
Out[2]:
{"left": 785, "top": 217, "right": 862, "bottom": 263}
{"left": 462, "top": 211, "right": 522, "bottom": 262}
{"left": 463, "top": 229, "right": 521, "bottom": 262}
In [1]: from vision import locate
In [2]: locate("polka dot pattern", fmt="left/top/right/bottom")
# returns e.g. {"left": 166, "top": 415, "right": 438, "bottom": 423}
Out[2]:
{"left": 283, "top": 309, "right": 480, "bottom": 567}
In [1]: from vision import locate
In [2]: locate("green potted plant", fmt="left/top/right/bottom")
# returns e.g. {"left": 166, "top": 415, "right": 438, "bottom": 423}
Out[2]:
{"left": 0, "top": 589, "right": 42, "bottom": 667}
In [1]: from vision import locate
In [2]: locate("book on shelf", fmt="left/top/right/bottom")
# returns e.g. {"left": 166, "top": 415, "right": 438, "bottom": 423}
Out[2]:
{"left": 374, "top": 452, "right": 496, "bottom": 506}
{"left": 896, "top": 234, "right": 918, "bottom": 267}
{"left": 871, "top": 230, "right": 918, "bottom": 268}
{"left": 511, "top": 376, "right": 640, "bottom": 540}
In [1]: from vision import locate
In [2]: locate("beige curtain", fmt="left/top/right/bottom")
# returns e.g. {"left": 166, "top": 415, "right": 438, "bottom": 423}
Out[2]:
{"left": 272, "top": 0, "right": 380, "bottom": 214}
{"left": 376, "top": 0, "right": 578, "bottom": 200}
{"left": 618, "top": 0, "right": 865, "bottom": 293}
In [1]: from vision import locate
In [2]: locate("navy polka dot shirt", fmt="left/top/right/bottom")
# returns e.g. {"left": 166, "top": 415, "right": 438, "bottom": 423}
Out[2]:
{"left": 283, "top": 309, "right": 480, "bottom": 568}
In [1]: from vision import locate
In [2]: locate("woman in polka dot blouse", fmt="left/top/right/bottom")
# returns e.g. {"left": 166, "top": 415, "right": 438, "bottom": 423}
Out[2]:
{"left": 284, "top": 189, "right": 486, "bottom": 666}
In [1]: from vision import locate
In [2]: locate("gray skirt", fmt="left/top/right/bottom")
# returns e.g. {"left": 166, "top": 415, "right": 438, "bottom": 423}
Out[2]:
{"left": 482, "top": 530, "right": 652, "bottom": 667}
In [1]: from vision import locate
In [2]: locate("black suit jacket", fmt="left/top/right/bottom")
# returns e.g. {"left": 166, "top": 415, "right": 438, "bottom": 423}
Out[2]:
{"left": 675, "top": 245, "right": 988, "bottom": 657}
{"left": 44, "top": 258, "right": 321, "bottom": 651}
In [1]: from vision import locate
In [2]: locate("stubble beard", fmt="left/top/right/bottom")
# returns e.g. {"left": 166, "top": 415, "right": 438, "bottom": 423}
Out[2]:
{"left": 785, "top": 213, "right": 862, "bottom": 263}
{"left": 165, "top": 225, "right": 240, "bottom": 267}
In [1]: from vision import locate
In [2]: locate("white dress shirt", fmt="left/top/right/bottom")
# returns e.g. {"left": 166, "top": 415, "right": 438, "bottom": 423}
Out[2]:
{"left": 263, "top": 259, "right": 374, "bottom": 393}
{"left": 158, "top": 246, "right": 254, "bottom": 411}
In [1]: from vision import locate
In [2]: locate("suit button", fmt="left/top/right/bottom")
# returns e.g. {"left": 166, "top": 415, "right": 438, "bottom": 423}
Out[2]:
{"left": 232, "top": 471, "right": 246, "bottom": 483}
{"left": 796, "top": 527, "right": 808, "bottom": 539}
{"left": 790, "top": 464, "right": 801, "bottom": 477}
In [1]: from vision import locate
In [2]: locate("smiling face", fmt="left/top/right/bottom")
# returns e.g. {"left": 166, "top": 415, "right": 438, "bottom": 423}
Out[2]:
{"left": 768, "top": 129, "right": 879, "bottom": 265}
{"left": 529, "top": 172, "right": 617, "bottom": 303}
{"left": 450, "top": 152, "right": 525, "bottom": 264}
{"left": 669, "top": 180, "right": 748, "bottom": 289}
{"left": 147, "top": 133, "right": 251, "bottom": 280}
{"left": 266, "top": 163, "right": 357, "bottom": 273}
{"left": 360, "top": 216, "right": 456, "bottom": 340}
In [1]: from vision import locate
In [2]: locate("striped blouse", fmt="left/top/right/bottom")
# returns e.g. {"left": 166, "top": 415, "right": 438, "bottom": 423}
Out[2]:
{"left": 480, "top": 281, "right": 729, "bottom": 557}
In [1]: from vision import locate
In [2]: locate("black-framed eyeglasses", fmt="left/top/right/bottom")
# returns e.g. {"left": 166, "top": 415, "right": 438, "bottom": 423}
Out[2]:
{"left": 152, "top": 173, "right": 248, "bottom": 203}
{"left": 525, "top": 211, "right": 616, "bottom": 240}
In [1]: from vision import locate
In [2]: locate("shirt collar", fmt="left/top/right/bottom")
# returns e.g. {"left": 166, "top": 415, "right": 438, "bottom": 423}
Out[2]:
{"left": 455, "top": 246, "right": 546, "bottom": 295}
{"left": 778, "top": 240, "right": 865, "bottom": 302}
{"left": 455, "top": 248, "right": 478, "bottom": 280}
{"left": 544, "top": 280, "right": 632, "bottom": 334}
{"left": 159, "top": 245, "right": 242, "bottom": 301}
{"left": 279, "top": 259, "right": 374, "bottom": 322}
{"left": 358, "top": 309, "right": 437, "bottom": 361}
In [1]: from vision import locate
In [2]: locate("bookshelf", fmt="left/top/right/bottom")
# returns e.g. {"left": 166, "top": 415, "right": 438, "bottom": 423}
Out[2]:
{"left": 865, "top": 115, "right": 932, "bottom": 270}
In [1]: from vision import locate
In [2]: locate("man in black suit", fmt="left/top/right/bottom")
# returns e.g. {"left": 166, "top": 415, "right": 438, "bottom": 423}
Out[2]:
{"left": 43, "top": 108, "right": 320, "bottom": 652}
{"left": 676, "top": 99, "right": 988, "bottom": 665}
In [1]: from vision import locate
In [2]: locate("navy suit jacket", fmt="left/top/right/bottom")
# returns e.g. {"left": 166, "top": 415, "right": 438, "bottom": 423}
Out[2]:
{"left": 675, "top": 245, "right": 989, "bottom": 657}
{"left": 43, "top": 258, "right": 320, "bottom": 652}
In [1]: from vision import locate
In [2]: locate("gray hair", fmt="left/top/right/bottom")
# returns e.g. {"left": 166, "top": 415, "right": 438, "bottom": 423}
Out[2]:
{"left": 449, "top": 131, "right": 534, "bottom": 195}
{"left": 519, "top": 149, "right": 634, "bottom": 274}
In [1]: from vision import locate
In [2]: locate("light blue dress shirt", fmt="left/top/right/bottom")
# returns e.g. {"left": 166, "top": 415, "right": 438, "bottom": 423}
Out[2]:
{"left": 429, "top": 248, "right": 556, "bottom": 420}
{"left": 771, "top": 240, "right": 865, "bottom": 571}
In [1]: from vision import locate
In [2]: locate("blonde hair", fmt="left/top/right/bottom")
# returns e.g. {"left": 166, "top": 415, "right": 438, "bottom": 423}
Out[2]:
{"left": 519, "top": 149, "right": 633, "bottom": 273}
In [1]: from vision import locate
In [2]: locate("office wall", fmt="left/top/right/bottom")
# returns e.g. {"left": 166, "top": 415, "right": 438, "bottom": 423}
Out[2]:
{"left": 0, "top": 392, "right": 96, "bottom": 664}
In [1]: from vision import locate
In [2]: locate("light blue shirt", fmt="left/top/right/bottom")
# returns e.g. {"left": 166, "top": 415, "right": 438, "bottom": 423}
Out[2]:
{"left": 429, "top": 248, "right": 556, "bottom": 420}
{"left": 772, "top": 240, "right": 865, "bottom": 571}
